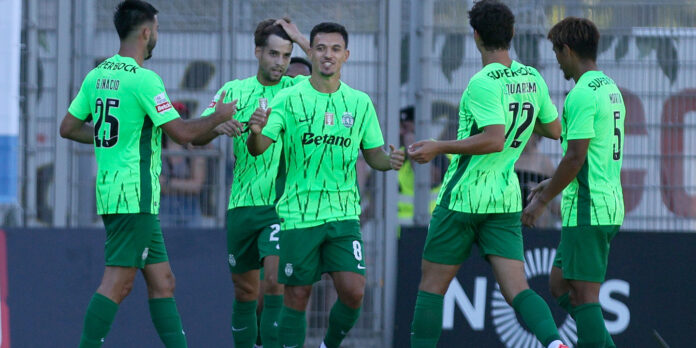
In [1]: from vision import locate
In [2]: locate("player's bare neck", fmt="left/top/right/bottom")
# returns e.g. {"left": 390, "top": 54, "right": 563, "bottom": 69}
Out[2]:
{"left": 309, "top": 75, "right": 340, "bottom": 94}
{"left": 118, "top": 43, "right": 145, "bottom": 66}
{"left": 573, "top": 60, "right": 599, "bottom": 83}
{"left": 481, "top": 49, "right": 512, "bottom": 69}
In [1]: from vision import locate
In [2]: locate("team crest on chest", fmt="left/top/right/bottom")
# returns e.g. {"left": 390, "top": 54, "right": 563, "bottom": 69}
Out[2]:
{"left": 341, "top": 112, "right": 354, "bottom": 128}
{"left": 325, "top": 112, "right": 335, "bottom": 126}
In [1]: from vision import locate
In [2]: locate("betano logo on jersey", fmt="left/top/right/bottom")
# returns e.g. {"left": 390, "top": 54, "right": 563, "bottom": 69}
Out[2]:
{"left": 301, "top": 132, "right": 352, "bottom": 147}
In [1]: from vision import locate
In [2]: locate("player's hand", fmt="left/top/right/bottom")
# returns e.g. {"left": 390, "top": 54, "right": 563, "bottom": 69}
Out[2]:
{"left": 527, "top": 178, "right": 550, "bottom": 202}
{"left": 389, "top": 144, "right": 405, "bottom": 170}
{"left": 214, "top": 119, "right": 244, "bottom": 137}
{"left": 248, "top": 107, "right": 271, "bottom": 135}
{"left": 214, "top": 90, "right": 238, "bottom": 121}
{"left": 407, "top": 140, "right": 440, "bottom": 164}
{"left": 275, "top": 18, "right": 302, "bottom": 43}
{"left": 521, "top": 195, "right": 548, "bottom": 228}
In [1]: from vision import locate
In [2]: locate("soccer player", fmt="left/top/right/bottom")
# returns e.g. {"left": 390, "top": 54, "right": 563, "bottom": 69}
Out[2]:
{"left": 58, "top": 1, "right": 237, "bottom": 347}
{"left": 522, "top": 17, "right": 624, "bottom": 348}
{"left": 406, "top": 1, "right": 568, "bottom": 347}
{"left": 285, "top": 56, "right": 312, "bottom": 78}
{"left": 192, "top": 18, "right": 309, "bottom": 348}
{"left": 246, "top": 22, "right": 405, "bottom": 348}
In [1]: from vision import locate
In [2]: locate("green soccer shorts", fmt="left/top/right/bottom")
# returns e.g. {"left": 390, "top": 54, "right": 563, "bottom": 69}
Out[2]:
{"left": 101, "top": 213, "right": 169, "bottom": 268}
{"left": 423, "top": 205, "right": 524, "bottom": 265}
{"left": 553, "top": 225, "right": 620, "bottom": 282}
{"left": 226, "top": 206, "right": 281, "bottom": 274}
{"left": 278, "top": 219, "right": 366, "bottom": 286}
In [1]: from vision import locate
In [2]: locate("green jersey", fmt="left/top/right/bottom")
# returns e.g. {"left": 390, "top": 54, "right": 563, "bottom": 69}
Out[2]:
{"left": 262, "top": 80, "right": 385, "bottom": 229}
{"left": 68, "top": 55, "right": 180, "bottom": 215}
{"left": 201, "top": 75, "right": 306, "bottom": 209}
{"left": 437, "top": 61, "right": 558, "bottom": 213}
{"left": 561, "top": 71, "right": 625, "bottom": 227}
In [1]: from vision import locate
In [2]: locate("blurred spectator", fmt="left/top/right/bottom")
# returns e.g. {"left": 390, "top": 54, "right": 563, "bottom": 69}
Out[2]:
{"left": 515, "top": 133, "right": 560, "bottom": 228}
{"left": 286, "top": 56, "right": 312, "bottom": 77}
{"left": 159, "top": 102, "right": 207, "bottom": 227}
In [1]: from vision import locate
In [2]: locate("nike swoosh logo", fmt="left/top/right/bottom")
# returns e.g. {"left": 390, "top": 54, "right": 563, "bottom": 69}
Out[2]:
{"left": 236, "top": 105, "right": 249, "bottom": 112}
{"left": 231, "top": 326, "right": 248, "bottom": 332}
{"left": 357, "top": 264, "right": 366, "bottom": 270}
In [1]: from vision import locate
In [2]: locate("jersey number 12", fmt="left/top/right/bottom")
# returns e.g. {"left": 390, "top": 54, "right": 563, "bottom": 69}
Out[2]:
{"left": 506, "top": 102, "right": 534, "bottom": 148}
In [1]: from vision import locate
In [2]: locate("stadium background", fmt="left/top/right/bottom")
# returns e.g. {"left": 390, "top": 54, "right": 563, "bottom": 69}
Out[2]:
{"left": 1, "top": 0, "right": 695, "bottom": 347}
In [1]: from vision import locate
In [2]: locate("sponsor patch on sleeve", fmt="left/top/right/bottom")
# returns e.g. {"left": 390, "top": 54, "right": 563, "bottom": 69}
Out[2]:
{"left": 208, "top": 94, "right": 220, "bottom": 108}
{"left": 154, "top": 92, "right": 172, "bottom": 113}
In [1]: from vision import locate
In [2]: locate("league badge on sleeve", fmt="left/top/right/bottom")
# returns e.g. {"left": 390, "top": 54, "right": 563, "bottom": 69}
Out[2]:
{"left": 341, "top": 112, "right": 354, "bottom": 128}
{"left": 155, "top": 92, "right": 173, "bottom": 113}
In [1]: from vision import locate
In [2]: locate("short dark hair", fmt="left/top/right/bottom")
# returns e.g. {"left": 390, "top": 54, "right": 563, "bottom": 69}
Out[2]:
{"left": 254, "top": 18, "right": 292, "bottom": 47}
{"left": 290, "top": 57, "right": 312, "bottom": 73}
{"left": 113, "top": 0, "right": 158, "bottom": 40}
{"left": 310, "top": 22, "right": 348, "bottom": 48}
{"left": 547, "top": 17, "right": 600, "bottom": 61}
{"left": 468, "top": 0, "right": 514, "bottom": 50}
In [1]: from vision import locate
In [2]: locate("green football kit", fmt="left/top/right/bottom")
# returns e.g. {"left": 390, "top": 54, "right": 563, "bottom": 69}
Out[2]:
{"left": 201, "top": 75, "right": 306, "bottom": 274}
{"left": 261, "top": 79, "right": 384, "bottom": 284}
{"left": 424, "top": 61, "right": 558, "bottom": 264}
{"left": 70, "top": 54, "right": 187, "bottom": 348}
{"left": 554, "top": 70, "right": 625, "bottom": 282}
{"left": 68, "top": 54, "right": 180, "bottom": 267}
{"left": 413, "top": 61, "right": 565, "bottom": 348}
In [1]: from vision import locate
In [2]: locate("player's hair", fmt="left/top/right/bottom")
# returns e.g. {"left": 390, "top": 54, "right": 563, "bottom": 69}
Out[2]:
{"left": 113, "top": 0, "right": 158, "bottom": 40}
{"left": 254, "top": 18, "right": 293, "bottom": 47}
{"left": 468, "top": 0, "right": 514, "bottom": 50}
{"left": 290, "top": 56, "right": 312, "bottom": 73}
{"left": 547, "top": 17, "right": 600, "bottom": 61}
{"left": 310, "top": 22, "right": 349, "bottom": 48}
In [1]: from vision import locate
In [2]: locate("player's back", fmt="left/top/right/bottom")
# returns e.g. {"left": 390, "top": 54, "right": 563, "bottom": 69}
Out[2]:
{"left": 438, "top": 61, "right": 558, "bottom": 214}
{"left": 69, "top": 54, "right": 180, "bottom": 214}
{"left": 560, "top": 71, "right": 625, "bottom": 226}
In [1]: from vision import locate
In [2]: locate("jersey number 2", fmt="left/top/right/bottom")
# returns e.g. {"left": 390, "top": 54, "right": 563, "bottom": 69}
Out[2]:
{"left": 506, "top": 102, "right": 534, "bottom": 148}
{"left": 94, "top": 98, "right": 120, "bottom": 148}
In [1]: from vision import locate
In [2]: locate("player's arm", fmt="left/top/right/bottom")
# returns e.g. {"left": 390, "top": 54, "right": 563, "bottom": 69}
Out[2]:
{"left": 247, "top": 107, "right": 274, "bottom": 156}
{"left": 162, "top": 91, "right": 238, "bottom": 145}
{"left": 408, "top": 124, "right": 504, "bottom": 164}
{"left": 191, "top": 119, "right": 244, "bottom": 146}
{"left": 362, "top": 145, "right": 405, "bottom": 171}
{"left": 59, "top": 112, "right": 94, "bottom": 144}
{"left": 276, "top": 19, "right": 310, "bottom": 55}
{"left": 521, "top": 138, "right": 589, "bottom": 226}
{"left": 533, "top": 118, "right": 561, "bottom": 140}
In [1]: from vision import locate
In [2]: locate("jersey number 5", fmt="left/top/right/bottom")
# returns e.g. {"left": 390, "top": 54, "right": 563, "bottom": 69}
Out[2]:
{"left": 94, "top": 98, "right": 120, "bottom": 148}
{"left": 506, "top": 102, "right": 534, "bottom": 148}
{"left": 613, "top": 111, "right": 621, "bottom": 160}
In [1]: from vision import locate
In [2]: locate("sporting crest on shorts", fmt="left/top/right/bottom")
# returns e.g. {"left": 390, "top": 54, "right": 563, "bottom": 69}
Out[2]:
{"left": 228, "top": 254, "right": 237, "bottom": 267}
{"left": 285, "top": 263, "right": 294, "bottom": 277}
{"left": 141, "top": 247, "right": 150, "bottom": 261}
{"left": 342, "top": 112, "right": 354, "bottom": 128}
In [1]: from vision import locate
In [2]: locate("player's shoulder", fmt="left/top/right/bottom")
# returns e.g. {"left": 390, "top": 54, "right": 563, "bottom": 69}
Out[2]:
{"left": 338, "top": 81, "right": 372, "bottom": 101}
{"left": 280, "top": 74, "right": 309, "bottom": 87}
{"left": 271, "top": 79, "right": 306, "bottom": 101}
{"left": 218, "top": 78, "right": 242, "bottom": 90}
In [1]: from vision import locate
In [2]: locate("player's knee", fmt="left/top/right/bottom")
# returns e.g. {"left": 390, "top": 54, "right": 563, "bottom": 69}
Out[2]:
{"left": 340, "top": 286, "right": 364, "bottom": 308}
{"left": 234, "top": 279, "right": 259, "bottom": 301}
{"left": 149, "top": 272, "right": 176, "bottom": 298}
{"left": 549, "top": 282, "right": 566, "bottom": 299}
{"left": 263, "top": 278, "right": 283, "bottom": 295}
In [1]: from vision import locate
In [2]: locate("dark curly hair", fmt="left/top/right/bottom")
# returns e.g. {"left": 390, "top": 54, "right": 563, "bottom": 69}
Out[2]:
{"left": 547, "top": 17, "right": 600, "bottom": 61}
{"left": 254, "top": 18, "right": 292, "bottom": 48}
{"left": 310, "top": 22, "right": 349, "bottom": 49}
{"left": 113, "top": 0, "right": 158, "bottom": 40}
{"left": 468, "top": 0, "right": 515, "bottom": 50}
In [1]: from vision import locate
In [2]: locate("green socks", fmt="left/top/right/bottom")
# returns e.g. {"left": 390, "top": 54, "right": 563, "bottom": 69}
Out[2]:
{"left": 79, "top": 293, "right": 119, "bottom": 348}
{"left": 410, "top": 290, "right": 444, "bottom": 348}
{"left": 232, "top": 300, "right": 258, "bottom": 348}
{"left": 260, "top": 295, "right": 283, "bottom": 348}
{"left": 511, "top": 289, "right": 561, "bottom": 346}
{"left": 323, "top": 299, "right": 362, "bottom": 348}
{"left": 557, "top": 293, "right": 615, "bottom": 348}
{"left": 148, "top": 297, "right": 188, "bottom": 348}
{"left": 278, "top": 306, "right": 307, "bottom": 348}
{"left": 573, "top": 303, "right": 611, "bottom": 348}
